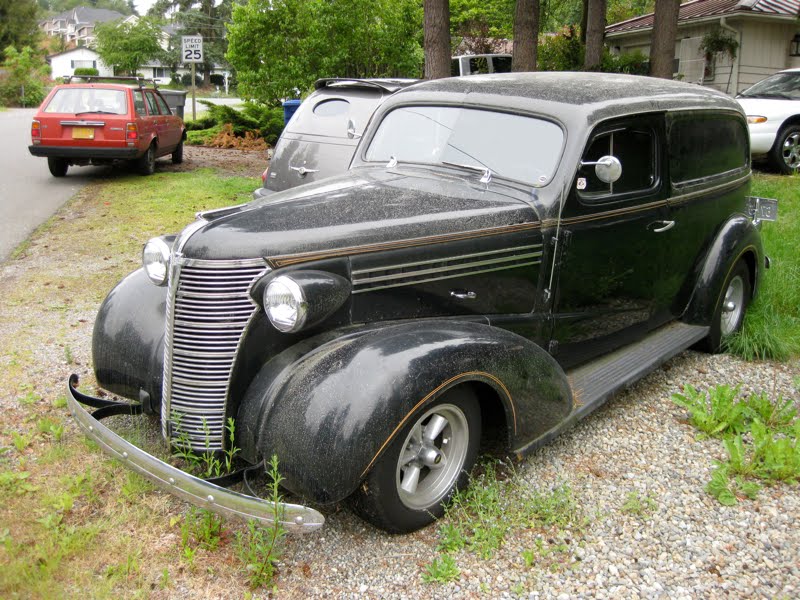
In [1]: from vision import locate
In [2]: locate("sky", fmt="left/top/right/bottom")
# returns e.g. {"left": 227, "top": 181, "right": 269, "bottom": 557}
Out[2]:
{"left": 134, "top": 0, "right": 157, "bottom": 15}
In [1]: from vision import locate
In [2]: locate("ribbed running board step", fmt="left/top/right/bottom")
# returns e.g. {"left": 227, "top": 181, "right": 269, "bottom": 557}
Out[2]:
{"left": 566, "top": 322, "right": 709, "bottom": 421}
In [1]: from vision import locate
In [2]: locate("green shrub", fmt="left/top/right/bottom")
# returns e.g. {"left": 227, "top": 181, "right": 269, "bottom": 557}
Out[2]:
{"left": 73, "top": 67, "right": 99, "bottom": 77}
{"left": 0, "top": 46, "right": 49, "bottom": 108}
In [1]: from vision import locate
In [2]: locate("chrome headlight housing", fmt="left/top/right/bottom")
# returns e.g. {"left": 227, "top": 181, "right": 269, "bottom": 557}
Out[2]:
{"left": 142, "top": 237, "right": 171, "bottom": 286}
{"left": 262, "top": 271, "right": 351, "bottom": 333}
{"left": 265, "top": 275, "right": 308, "bottom": 332}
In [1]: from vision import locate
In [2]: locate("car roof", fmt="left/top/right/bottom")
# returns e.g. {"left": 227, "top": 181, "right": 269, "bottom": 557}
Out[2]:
{"left": 387, "top": 71, "right": 743, "bottom": 127}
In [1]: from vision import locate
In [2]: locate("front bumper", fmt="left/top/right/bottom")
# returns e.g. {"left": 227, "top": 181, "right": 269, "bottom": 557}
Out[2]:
{"left": 67, "top": 376, "right": 324, "bottom": 532}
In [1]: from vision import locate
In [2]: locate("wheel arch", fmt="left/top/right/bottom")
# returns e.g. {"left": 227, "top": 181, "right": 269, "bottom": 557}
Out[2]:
{"left": 235, "top": 320, "right": 572, "bottom": 505}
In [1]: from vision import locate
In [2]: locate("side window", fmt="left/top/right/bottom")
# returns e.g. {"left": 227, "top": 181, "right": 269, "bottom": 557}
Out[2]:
{"left": 451, "top": 59, "right": 460, "bottom": 77}
{"left": 144, "top": 91, "right": 159, "bottom": 115}
{"left": 469, "top": 56, "right": 490, "bottom": 75}
{"left": 133, "top": 91, "right": 147, "bottom": 116}
{"left": 492, "top": 56, "right": 512, "bottom": 73}
{"left": 669, "top": 114, "right": 748, "bottom": 183}
{"left": 577, "top": 125, "right": 657, "bottom": 200}
{"left": 155, "top": 93, "right": 172, "bottom": 115}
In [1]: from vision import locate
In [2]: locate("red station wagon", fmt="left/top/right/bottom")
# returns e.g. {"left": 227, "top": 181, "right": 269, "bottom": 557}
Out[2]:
{"left": 28, "top": 76, "right": 186, "bottom": 177}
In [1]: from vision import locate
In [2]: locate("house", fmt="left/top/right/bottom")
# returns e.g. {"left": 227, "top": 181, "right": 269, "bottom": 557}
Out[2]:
{"left": 606, "top": 0, "right": 800, "bottom": 94}
{"left": 48, "top": 47, "right": 114, "bottom": 80}
{"left": 40, "top": 7, "right": 125, "bottom": 47}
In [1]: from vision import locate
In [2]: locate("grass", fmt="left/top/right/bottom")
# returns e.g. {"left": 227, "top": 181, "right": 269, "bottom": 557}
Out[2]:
{"left": 727, "top": 172, "right": 800, "bottom": 360}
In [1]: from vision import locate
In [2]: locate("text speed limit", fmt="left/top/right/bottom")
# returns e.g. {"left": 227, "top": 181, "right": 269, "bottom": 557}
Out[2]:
{"left": 182, "top": 36, "right": 203, "bottom": 63}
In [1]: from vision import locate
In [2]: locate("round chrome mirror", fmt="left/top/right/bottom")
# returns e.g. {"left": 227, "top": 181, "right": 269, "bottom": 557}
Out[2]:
{"left": 594, "top": 155, "right": 622, "bottom": 183}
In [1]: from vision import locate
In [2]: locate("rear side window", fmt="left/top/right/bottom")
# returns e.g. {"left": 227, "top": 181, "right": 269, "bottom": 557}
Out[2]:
{"left": 578, "top": 125, "right": 657, "bottom": 199}
{"left": 155, "top": 93, "right": 172, "bottom": 115}
{"left": 492, "top": 56, "right": 512, "bottom": 73}
{"left": 133, "top": 91, "right": 147, "bottom": 116}
{"left": 144, "top": 91, "right": 159, "bottom": 115}
{"left": 469, "top": 56, "right": 490, "bottom": 75}
{"left": 669, "top": 114, "right": 748, "bottom": 183}
{"left": 313, "top": 99, "right": 350, "bottom": 117}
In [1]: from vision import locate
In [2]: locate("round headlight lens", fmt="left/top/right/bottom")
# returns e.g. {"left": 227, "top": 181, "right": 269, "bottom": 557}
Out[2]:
{"left": 142, "top": 237, "right": 171, "bottom": 286}
{"left": 265, "top": 276, "right": 307, "bottom": 332}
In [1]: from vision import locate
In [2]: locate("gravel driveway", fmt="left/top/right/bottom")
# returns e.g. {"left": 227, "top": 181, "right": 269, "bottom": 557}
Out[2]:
{"left": 1, "top": 148, "right": 797, "bottom": 598}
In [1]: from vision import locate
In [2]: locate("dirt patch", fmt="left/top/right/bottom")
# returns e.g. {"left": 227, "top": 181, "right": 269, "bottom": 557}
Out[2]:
{"left": 160, "top": 145, "right": 266, "bottom": 178}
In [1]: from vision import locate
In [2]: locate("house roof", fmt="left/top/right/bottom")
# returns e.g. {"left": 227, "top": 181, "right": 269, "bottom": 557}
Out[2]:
{"left": 44, "top": 6, "right": 124, "bottom": 26}
{"left": 46, "top": 47, "right": 101, "bottom": 60}
{"left": 606, "top": 0, "right": 800, "bottom": 35}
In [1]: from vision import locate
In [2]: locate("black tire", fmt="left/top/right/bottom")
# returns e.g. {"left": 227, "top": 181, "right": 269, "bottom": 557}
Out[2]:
{"left": 172, "top": 139, "right": 184, "bottom": 164}
{"left": 768, "top": 124, "right": 800, "bottom": 175}
{"left": 697, "top": 260, "right": 751, "bottom": 354}
{"left": 137, "top": 143, "right": 156, "bottom": 175}
{"left": 47, "top": 157, "right": 68, "bottom": 177}
{"left": 351, "top": 386, "right": 481, "bottom": 533}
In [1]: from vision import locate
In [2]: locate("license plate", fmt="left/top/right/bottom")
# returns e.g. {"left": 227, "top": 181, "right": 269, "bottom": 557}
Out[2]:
{"left": 72, "top": 127, "right": 95, "bottom": 140}
{"left": 746, "top": 196, "right": 778, "bottom": 222}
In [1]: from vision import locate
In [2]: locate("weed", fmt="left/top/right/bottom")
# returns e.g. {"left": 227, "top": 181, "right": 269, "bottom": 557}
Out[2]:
{"left": 181, "top": 507, "right": 224, "bottom": 552}
{"left": 672, "top": 384, "right": 747, "bottom": 436}
{"left": 522, "top": 483, "right": 582, "bottom": 529}
{"left": 64, "top": 345, "right": 74, "bottom": 365}
{"left": 105, "top": 551, "right": 141, "bottom": 582}
{"left": 234, "top": 455, "right": 287, "bottom": 589}
{"left": 436, "top": 522, "right": 466, "bottom": 553}
{"left": 36, "top": 417, "right": 65, "bottom": 442}
{"left": 18, "top": 390, "right": 41, "bottom": 406}
{"left": 620, "top": 491, "right": 658, "bottom": 518}
{"left": 511, "top": 582, "right": 526, "bottom": 595}
{"left": 0, "top": 470, "right": 37, "bottom": 495}
{"left": 422, "top": 554, "right": 460, "bottom": 584}
{"left": 11, "top": 430, "right": 33, "bottom": 452}
{"left": 521, "top": 537, "right": 571, "bottom": 571}
{"left": 52, "top": 395, "right": 68, "bottom": 410}
{"left": 121, "top": 471, "right": 155, "bottom": 501}
{"left": 706, "top": 463, "right": 761, "bottom": 506}
{"left": 159, "top": 567, "right": 172, "bottom": 589}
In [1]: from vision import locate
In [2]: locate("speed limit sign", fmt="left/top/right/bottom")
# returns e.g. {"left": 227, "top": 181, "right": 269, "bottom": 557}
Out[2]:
{"left": 182, "top": 36, "right": 203, "bottom": 63}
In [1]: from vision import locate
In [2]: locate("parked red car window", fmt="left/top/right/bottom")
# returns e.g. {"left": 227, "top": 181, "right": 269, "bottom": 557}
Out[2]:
{"left": 44, "top": 88, "right": 127, "bottom": 115}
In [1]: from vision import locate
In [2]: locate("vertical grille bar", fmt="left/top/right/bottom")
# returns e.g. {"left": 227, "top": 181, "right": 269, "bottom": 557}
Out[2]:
{"left": 161, "top": 257, "right": 269, "bottom": 451}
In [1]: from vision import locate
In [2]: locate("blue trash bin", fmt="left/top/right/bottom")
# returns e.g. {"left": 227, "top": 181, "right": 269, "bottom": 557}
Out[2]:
{"left": 282, "top": 99, "right": 302, "bottom": 125}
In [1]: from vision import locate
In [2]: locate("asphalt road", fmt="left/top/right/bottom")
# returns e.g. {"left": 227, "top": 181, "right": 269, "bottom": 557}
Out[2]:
{"left": 0, "top": 108, "right": 110, "bottom": 263}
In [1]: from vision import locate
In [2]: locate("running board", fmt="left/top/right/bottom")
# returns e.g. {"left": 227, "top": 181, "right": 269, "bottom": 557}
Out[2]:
{"left": 513, "top": 322, "right": 708, "bottom": 457}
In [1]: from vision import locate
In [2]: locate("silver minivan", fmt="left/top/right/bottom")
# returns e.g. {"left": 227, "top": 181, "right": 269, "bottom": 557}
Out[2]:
{"left": 254, "top": 78, "right": 418, "bottom": 198}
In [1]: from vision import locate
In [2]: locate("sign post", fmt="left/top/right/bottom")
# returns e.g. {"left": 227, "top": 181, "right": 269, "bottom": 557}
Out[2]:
{"left": 181, "top": 35, "right": 204, "bottom": 120}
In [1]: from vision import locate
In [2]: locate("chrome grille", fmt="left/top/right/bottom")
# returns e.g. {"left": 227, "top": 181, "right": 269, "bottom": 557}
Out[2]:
{"left": 162, "top": 258, "right": 269, "bottom": 451}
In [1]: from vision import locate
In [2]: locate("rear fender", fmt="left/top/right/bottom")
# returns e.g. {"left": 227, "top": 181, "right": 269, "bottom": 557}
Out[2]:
{"left": 681, "top": 215, "right": 763, "bottom": 325}
{"left": 236, "top": 320, "right": 572, "bottom": 504}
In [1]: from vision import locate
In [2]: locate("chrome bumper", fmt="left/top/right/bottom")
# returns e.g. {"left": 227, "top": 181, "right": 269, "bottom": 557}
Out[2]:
{"left": 67, "top": 376, "right": 324, "bottom": 533}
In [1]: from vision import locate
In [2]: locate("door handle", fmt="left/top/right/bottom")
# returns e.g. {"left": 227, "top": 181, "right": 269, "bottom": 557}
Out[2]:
{"left": 289, "top": 165, "right": 319, "bottom": 177}
{"left": 650, "top": 220, "right": 675, "bottom": 233}
{"left": 450, "top": 289, "right": 477, "bottom": 300}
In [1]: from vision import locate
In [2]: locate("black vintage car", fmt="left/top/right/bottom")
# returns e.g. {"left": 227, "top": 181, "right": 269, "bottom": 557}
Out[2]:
{"left": 68, "top": 72, "right": 777, "bottom": 534}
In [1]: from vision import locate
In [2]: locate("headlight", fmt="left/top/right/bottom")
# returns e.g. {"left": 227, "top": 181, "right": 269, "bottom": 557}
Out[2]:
{"left": 261, "top": 271, "right": 351, "bottom": 333}
{"left": 142, "top": 237, "right": 171, "bottom": 286}
{"left": 265, "top": 275, "right": 308, "bottom": 332}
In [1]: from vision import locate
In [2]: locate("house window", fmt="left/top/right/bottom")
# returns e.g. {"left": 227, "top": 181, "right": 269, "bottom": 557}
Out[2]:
{"left": 153, "top": 67, "right": 169, "bottom": 79}
{"left": 71, "top": 60, "right": 96, "bottom": 69}
{"left": 791, "top": 33, "right": 800, "bottom": 57}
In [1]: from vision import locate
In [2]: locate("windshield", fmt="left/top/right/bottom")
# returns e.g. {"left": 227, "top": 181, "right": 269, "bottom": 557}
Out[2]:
{"left": 44, "top": 88, "right": 128, "bottom": 115}
{"left": 364, "top": 106, "right": 564, "bottom": 185}
{"left": 739, "top": 72, "right": 800, "bottom": 100}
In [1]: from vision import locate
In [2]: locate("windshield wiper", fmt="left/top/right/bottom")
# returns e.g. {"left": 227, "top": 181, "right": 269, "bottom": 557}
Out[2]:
{"left": 441, "top": 161, "right": 493, "bottom": 184}
{"left": 74, "top": 110, "right": 119, "bottom": 115}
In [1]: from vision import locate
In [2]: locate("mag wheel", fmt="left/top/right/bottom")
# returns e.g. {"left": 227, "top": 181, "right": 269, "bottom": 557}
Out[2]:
{"left": 352, "top": 386, "right": 481, "bottom": 533}
{"left": 769, "top": 125, "right": 800, "bottom": 174}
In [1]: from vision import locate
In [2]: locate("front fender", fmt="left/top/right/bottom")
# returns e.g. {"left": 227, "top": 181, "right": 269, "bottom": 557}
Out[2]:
{"left": 236, "top": 320, "right": 572, "bottom": 504}
{"left": 681, "top": 215, "right": 764, "bottom": 325}
{"left": 93, "top": 268, "right": 166, "bottom": 406}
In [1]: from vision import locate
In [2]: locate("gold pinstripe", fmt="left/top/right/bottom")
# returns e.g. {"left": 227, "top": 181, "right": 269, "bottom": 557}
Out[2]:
{"left": 359, "top": 371, "right": 516, "bottom": 479}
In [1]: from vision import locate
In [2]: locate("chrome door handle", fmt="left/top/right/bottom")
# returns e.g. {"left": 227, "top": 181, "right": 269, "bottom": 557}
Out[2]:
{"left": 289, "top": 165, "right": 319, "bottom": 176}
{"left": 651, "top": 220, "right": 675, "bottom": 233}
{"left": 450, "top": 290, "right": 477, "bottom": 300}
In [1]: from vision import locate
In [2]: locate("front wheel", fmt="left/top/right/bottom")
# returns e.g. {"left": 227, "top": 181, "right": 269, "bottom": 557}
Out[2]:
{"left": 698, "top": 260, "right": 751, "bottom": 353}
{"left": 769, "top": 124, "right": 800, "bottom": 174}
{"left": 172, "top": 139, "right": 184, "bottom": 164}
{"left": 47, "top": 157, "right": 68, "bottom": 177}
{"left": 352, "top": 386, "right": 481, "bottom": 533}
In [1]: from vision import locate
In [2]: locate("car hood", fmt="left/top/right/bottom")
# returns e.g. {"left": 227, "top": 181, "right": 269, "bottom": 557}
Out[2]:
{"left": 180, "top": 168, "right": 538, "bottom": 261}
{"left": 737, "top": 97, "right": 800, "bottom": 118}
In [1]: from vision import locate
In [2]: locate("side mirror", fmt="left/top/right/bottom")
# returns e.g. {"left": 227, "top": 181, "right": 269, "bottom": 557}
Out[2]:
{"left": 580, "top": 155, "right": 622, "bottom": 184}
{"left": 347, "top": 119, "right": 361, "bottom": 139}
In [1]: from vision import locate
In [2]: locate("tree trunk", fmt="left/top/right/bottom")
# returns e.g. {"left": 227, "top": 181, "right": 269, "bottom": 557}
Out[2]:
{"left": 424, "top": 0, "right": 451, "bottom": 79}
{"left": 584, "top": 0, "right": 606, "bottom": 70}
{"left": 580, "top": 0, "right": 588, "bottom": 44}
{"left": 649, "top": 0, "right": 680, "bottom": 79}
{"left": 512, "top": 0, "right": 539, "bottom": 72}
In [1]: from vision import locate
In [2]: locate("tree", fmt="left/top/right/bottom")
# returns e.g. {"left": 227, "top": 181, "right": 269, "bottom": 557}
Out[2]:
{"left": 42, "top": 0, "right": 134, "bottom": 14}
{"left": 94, "top": 17, "right": 164, "bottom": 75}
{"left": 424, "top": 0, "right": 451, "bottom": 79}
{"left": 0, "top": 0, "right": 40, "bottom": 50}
{"left": 512, "top": 0, "right": 538, "bottom": 71}
{"left": 649, "top": 0, "right": 679, "bottom": 79}
{"left": 227, "top": 0, "right": 422, "bottom": 104}
{"left": 0, "top": 46, "right": 49, "bottom": 107}
{"left": 583, "top": 0, "right": 606, "bottom": 70}
{"left": 450, "top": 0, "right": 514, "bottom": 53}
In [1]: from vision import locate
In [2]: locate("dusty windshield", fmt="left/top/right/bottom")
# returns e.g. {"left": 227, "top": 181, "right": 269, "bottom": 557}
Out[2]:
{"left": 739, "top": 73, "right": 800, "bottom": 100}
{"left": 44, "top": 88, "right": 128, "bottom": 115}
{"left": 364, "top": 105, "right": 564, "bottom": 186}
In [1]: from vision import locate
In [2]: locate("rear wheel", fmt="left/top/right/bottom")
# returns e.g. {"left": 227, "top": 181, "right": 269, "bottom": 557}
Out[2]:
{"left": 137, "top": 143, "right": 156, "bottom": 175}
{"left": 47, "top": 157, "right": 68, "bottom": 177}
{"left": 768, "top": 124, "right": 800, "bottom": 174}
{"left": 698, "top": 260, "right": 751, "bottom": 353}
{"left": 172, "top": 139, "right": 184, "bottom": 164}
{"left": 352, "top": 386, "right": 481, "bottom": 533}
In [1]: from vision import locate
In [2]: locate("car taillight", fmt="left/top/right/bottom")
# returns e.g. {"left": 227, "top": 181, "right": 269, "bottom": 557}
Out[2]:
{"left": 261, "top": 166, "right": 269, "bottom": 184}
{"left": 31, "top": 120, "right": 41, "bottom": 143}
{"left": 126, "top": 122, "right": 138, "bottom": 145}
